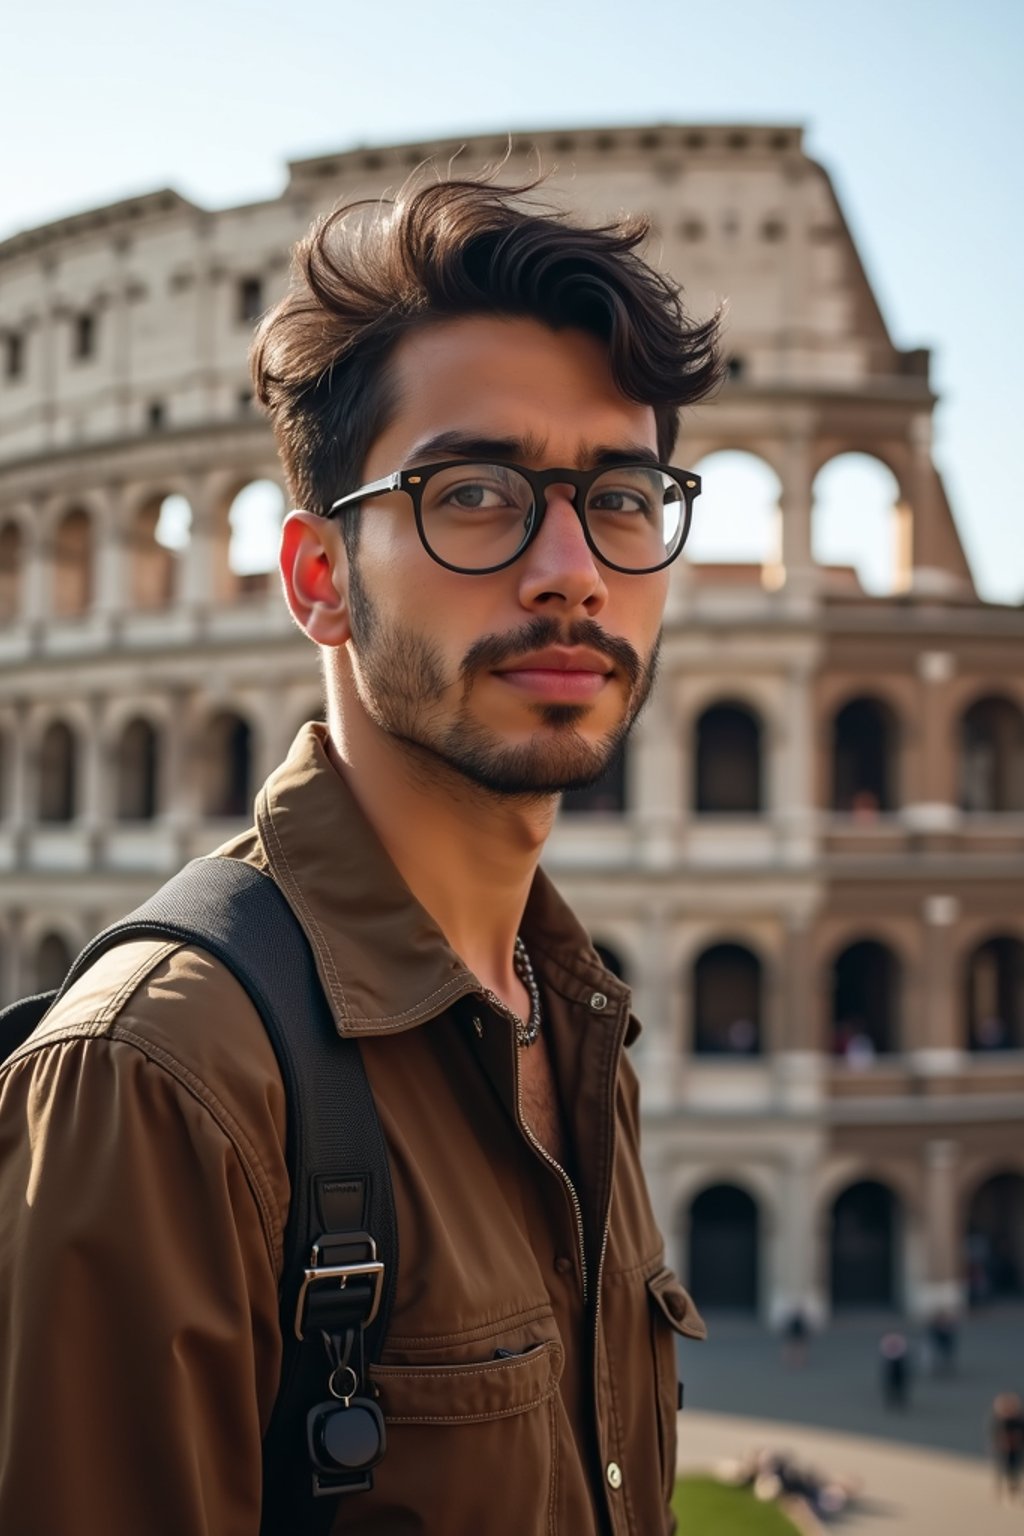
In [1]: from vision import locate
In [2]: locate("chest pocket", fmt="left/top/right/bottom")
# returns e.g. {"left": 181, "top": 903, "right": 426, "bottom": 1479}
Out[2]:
{"left": 367, "top": 1340, "right": 563, "bottom": 1534}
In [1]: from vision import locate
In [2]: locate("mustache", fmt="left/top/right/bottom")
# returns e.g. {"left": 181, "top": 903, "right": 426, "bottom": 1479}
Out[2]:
{"left": 460, "top": 616, "right": 643, "bottom": 690}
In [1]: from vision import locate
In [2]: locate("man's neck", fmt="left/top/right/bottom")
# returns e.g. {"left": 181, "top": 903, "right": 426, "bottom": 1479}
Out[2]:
{"left": 323, "top": 711, "right": 558, "bottom": 1004}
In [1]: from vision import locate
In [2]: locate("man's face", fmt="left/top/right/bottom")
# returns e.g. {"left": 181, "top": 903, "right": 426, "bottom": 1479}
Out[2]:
{"left": 341, "top": 315, "right": 670, "bottom": 796}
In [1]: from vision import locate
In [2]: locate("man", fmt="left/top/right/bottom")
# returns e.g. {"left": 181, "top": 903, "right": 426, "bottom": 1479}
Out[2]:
{"left": 0, "top": 176, "right": 720, "bottom": 1534}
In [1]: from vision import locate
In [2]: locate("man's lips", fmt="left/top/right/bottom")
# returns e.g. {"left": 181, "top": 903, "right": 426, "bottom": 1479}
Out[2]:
{"left": 493, "top": 647, "right": 614, "bottom": 700}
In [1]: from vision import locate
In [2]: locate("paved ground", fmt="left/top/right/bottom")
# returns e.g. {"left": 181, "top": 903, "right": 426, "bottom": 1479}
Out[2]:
{"left": 676, "top": 1303, "right": 1024, "bottom": 1458}
{"left": 677, "top": 1411, "right": 1024, "bottom": 1536}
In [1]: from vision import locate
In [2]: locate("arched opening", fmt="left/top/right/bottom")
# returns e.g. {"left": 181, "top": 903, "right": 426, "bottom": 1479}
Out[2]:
{"left": 561, "top": 743, "right": 627, "bottom": 814}
{"left": 203, "top": 712, "right": 252, "bottom": 819}
{"left": 831, "top": 939, "right": 900, "bottom": 1058}
{"left": 52, "top": 508, "right": 93, "bottom": 618}
{"left": 116, "top": 718, "right": 159, "bottom": 821}
{"left": 0, "top": 521, "right": 24, "bottom": 624}
{"left": 960, "top": 696, "right": 1024, "bottom": 813}
{"left": 832, "top": 696, "right": 898, "bottom": 814}
{"left": 965, "top": 936, "right": 1024, "bottom": 1051}
{"left": 694, "top": 702, "right": 763, "bottom": 813}
{"left": 830, "top": 1180, "right": 901, "bottom": 1309}
{"left": 227, "top": 481, "right": 285, "bottom": 598}
{"left": 72, "top": 311, "right": 96, "bottom": 361}
{"left": 966, "top": 1172, "right": 1024, "bottom": 1304}
{"left": 687, "top": 1184, "right": 759, "bottom": 1312}
{"left": 38, "top": 721, "right": 77, "bottom": 823}
{"left": 812, "top": 453, "right": 902, "bottom": 595}
{"left": 130, "top": 496, "right": 186, "bottom": 610}
{"left": 685, "top": 451, "right": 780, "bottom": 568}
{"left": 592, "top": 941, "right": 627, "bottom": 982}
{"left": 154, "top": 492, "right": 193, "bottom": 553}
{"left": 35, "top": 932, "right": 72, "bottom": 993}
{"left": 693, "top": 942, "right": 762, "bottom": 1055}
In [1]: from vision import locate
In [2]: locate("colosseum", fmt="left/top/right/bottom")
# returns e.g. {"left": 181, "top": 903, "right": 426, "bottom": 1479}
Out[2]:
{"left": 1, "top": 124, "right": 1022, "bottom": 1326}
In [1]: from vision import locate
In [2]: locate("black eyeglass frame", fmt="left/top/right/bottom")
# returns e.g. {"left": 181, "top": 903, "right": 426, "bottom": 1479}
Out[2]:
{"left": 326, "top": 459, "right": 702, "bottom": 576}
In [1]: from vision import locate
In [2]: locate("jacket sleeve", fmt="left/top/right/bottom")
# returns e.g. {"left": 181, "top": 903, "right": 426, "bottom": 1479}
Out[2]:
{"left": 0, "top": 1032, "right": 284, "bottom": 1536}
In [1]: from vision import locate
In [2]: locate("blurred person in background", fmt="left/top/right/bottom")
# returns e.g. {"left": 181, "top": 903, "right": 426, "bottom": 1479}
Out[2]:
{"left": 990, "top": 1392, "right": 1024, "bottom": 1504}
{"left": 880, "top": 1331, "right": 911, "bottom": 1409}
{"left": 781, "top": 1307, "right": 810, "bottom": 1369}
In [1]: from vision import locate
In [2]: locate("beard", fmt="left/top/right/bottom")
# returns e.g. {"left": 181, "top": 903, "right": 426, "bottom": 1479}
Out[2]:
{"left": 346, "top": 558, "right": 659, "bottom": 797}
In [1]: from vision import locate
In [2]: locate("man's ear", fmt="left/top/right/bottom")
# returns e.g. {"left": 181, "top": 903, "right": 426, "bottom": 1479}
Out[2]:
{"left": 279, "top": 510, "right": 353, "bottom": 646}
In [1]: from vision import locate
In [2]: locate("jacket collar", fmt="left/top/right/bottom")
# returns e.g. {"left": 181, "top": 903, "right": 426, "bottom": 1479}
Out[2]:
{"left": 254, "top": 724, "right": 633, "bottom": 1039}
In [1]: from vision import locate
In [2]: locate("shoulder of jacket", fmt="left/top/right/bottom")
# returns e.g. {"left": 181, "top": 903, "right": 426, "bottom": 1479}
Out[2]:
{"left": 5, "top": 936, "right": 290, "bottom": 1271}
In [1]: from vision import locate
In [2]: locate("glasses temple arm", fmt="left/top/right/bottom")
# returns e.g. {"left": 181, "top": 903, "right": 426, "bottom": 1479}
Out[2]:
{"left": 327, "top": 471, "right": 401, "bottom": 519}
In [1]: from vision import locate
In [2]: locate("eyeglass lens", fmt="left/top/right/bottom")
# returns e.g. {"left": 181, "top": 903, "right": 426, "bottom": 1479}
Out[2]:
{"left": 418, "top": 464, "right": 687, "bottom": 571}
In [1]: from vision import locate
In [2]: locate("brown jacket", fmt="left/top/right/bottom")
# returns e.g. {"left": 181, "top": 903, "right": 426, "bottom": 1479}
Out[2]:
{"left": 0, "top": 724, "right": 704, "bottom": 1536}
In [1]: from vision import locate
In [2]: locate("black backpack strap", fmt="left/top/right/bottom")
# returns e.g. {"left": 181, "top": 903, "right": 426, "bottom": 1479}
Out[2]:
{"left": 56, "top": 854, "right": 398, "bottom": 1533}
{"left": 0, "top": 991, "right": 59, "bottom": 1060}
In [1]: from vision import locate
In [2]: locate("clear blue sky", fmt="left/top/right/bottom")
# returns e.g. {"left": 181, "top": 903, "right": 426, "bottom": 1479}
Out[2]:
{"left": 2, "top": 0, "right": 1020, "bottom": 600}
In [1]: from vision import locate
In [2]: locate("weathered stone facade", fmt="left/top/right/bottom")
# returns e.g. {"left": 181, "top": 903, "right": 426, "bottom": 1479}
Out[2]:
{"left": 2, "top": 125, "right": 1022, "bottom": 1324}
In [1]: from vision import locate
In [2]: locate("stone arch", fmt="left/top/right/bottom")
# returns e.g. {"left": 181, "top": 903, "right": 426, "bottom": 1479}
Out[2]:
{"left": 964, "top": 934, "right": 1024, "bottom": 1051}
{"left": 684, "top": 450, "right": 781, "bottom": 567}
{"left": 829, "top": 1178, "right": 903, "bottom": 1309}
{"left": 812, "top": 452, "right": 903, "bottom": 595}
{"left": 34, "top": 931, "right": 73, "bottom": 992}
{"left": 829, "top": 937, "right": 902, "bottom": 1057}
{"left": 128, "top": 491, "right": 191, "bottom": 610}
{"left": 686, "top": 1182, "right": 761, "bottom": 1312}
{"left": 201, "top": 709, "right": 254, "bottom": 819}
{"left": 692, "top": 940, "right": 763, "bottom": 1055}
{"left": 561, "top": 741, "right": 628, "bottom": 814}
{"left": 959, "top": 695, "right": 1024, "bottom": 813}
{"left": 223, "top": 478, "right": 286, "bottom": 600}
{"left": 831, "top": 694, "right": 900, "bottom": 813}
{"left": 0, "top": 518, "right": 24, "bottom": 624}
{"left": 815, "top": 1155, "right": 918, "bottom": 1225}
{"left": 115, "top": 717, "right": 160, "bottom": 821}
{"left": 694, "top": 699, "right": 763, "bottom": 814}
{"left": 37, "top": 720, "right": 78, "bottom": 823}
{"left": 965, "top": 1171, "right": 1024, "bottom": 1304}
{"left": 52, "top": 507, "right": 93, "bottom": 618}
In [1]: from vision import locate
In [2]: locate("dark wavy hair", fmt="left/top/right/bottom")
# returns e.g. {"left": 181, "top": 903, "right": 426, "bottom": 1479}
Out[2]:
{"left": 252, "top": 175, "right": 723, "bottom": 542}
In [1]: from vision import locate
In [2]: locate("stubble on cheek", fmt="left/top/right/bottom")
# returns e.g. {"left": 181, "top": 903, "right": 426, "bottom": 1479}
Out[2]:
{"left": 347, "top": 555, "right": 451, "bottom": 727}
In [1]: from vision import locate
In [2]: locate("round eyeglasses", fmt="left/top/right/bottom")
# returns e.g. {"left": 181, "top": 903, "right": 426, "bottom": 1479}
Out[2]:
{"left": 327, "top": 459, "right": 701, "bottom": 575}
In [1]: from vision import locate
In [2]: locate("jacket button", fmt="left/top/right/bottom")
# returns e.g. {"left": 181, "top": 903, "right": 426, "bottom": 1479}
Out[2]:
{"left": 590, "top": 992, "right": 608, "bottom": 1011}
{"left": 606, "top": 1462, "right": 622, "bottom": 1490}
{"left": 554, "top": 1255, "right": 573, "bottom": 1275}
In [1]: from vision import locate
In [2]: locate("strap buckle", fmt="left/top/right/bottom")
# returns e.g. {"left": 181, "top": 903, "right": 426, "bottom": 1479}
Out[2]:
{"left": 294, "top": 1232, "right": 385, "bottom": 1341}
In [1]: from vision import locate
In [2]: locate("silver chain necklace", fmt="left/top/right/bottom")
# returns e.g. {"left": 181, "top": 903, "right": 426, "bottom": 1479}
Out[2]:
{"left": 512, "top": 936, "right": 542, "bottom": 1048}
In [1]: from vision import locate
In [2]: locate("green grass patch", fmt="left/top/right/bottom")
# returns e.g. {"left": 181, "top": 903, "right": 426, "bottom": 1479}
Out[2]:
{"left": 673, "top": 1475, "right": 802, "bottom": 1535}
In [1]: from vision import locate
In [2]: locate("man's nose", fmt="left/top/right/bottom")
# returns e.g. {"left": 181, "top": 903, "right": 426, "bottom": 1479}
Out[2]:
{"left": 516, "top": 486, "right": 608, "bottom": 615}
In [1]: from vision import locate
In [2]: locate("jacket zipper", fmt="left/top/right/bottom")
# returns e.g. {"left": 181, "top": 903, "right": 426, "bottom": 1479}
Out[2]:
{"left": 482, "top": 986, "right": 590, "bottom": 1304}
{"left": 491, "top": 984, "right": 632, "bottom": 1506}
{"left": 516, "top": 1057, "right": 590, "bottom": 1306}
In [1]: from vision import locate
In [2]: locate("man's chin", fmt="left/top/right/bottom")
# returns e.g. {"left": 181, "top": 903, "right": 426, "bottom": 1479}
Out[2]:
{"left": 433, "top": 725, "right": 624, "bottom": 799}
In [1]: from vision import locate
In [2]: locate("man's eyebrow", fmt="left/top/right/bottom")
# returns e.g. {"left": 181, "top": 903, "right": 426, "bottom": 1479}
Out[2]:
{"left": 405, "top": 430, "right": 548, "bottom": 465}
{"left": 587, "top": 443, "right": 661, "bottom": 469}
{"left": 404, "top": 431, "right": 661, "bottom": 469}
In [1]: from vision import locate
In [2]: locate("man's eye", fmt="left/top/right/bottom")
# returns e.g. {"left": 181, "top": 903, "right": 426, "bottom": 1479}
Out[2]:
{"left": 589, "top": 488, "right": 653, "bottom": 516}
{"left": 444, "top": 482, "right": 514, "bottom": 510}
